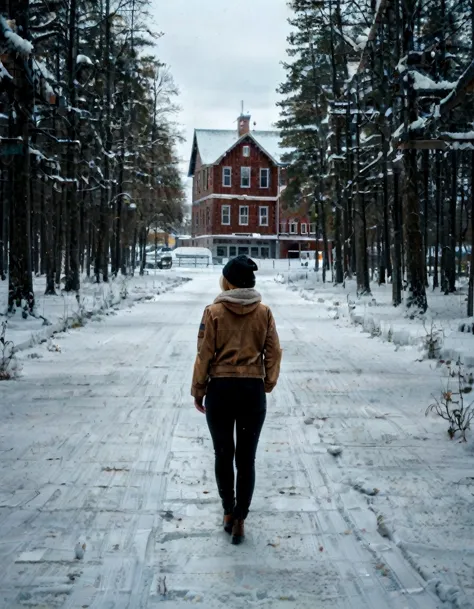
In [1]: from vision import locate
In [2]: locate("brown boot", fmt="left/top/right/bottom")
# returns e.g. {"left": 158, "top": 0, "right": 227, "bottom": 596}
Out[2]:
{"left": 231, "top": 519, "right": 245, "bottom": 545}
{"left": 223, "top": 513, "right": 233, "bottom": 534}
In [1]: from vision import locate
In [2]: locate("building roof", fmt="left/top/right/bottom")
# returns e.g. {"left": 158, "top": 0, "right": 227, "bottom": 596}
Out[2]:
{"left": 188, "top": 128, "right": 289, "bottom": 177}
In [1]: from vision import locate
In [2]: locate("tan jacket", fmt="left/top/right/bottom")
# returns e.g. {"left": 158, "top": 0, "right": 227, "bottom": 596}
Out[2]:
{"left": 191, "top": 289, "right": 282, "bottom": 398}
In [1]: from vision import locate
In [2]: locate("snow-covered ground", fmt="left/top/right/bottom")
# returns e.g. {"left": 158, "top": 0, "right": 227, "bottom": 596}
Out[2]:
{"left": 281, "top": 268, "right": 474, "bottom": 366}
{"left": 0, "top": 271, "right": 187, "bottom": 357}
{"left": 0, "top": 269, "right": 473, "bottom": 608}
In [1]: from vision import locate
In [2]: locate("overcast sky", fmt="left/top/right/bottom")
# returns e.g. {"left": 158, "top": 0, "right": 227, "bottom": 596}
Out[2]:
{"left": 152, "top": 0, "right": 291, "bottom": 205}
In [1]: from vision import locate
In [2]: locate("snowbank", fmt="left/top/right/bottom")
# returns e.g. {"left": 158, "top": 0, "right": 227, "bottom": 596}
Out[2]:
{"left": 282, "top": 270, "right": 474, "bottom": 367}
{"left": 0, "top": 272, "right": 188, "bottom": 355}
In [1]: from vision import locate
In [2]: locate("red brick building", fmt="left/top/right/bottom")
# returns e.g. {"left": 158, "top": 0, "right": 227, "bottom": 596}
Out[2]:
{"left": 187, "top": 112, "right": 317, "bottom": 259}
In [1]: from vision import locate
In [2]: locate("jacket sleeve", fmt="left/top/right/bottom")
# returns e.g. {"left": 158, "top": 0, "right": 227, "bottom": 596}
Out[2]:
{"left": 191, "top": 307, "right": 216, "bottom": 398}
{"left": 263, "top": 308, "right": 282, "bottom": 393}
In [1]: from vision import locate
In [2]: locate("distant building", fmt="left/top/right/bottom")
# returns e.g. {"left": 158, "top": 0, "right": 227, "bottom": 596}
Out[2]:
{"left": 186, "top": 111, "right": 318, "bottom": 259}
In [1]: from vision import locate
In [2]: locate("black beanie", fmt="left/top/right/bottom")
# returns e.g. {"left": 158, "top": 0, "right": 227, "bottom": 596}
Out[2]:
{"left": 223, "top": 255, "right": 258, "bottom": 288}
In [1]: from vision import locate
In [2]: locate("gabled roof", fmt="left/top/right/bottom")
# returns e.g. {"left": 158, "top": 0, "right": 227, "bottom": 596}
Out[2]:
{"left": 188, "top": 129, "right": 289, "bottom": 177}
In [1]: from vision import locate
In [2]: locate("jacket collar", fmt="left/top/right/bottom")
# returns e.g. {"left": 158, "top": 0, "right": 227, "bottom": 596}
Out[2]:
{"left": 214, "top": 288, "right": 262, "bottom": 306}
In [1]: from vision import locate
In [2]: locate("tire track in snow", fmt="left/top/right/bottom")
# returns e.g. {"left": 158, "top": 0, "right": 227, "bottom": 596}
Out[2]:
{"left": 0, "top": 273, "right": 461, "bottom": 608}
{"left": 265, "top": 278, "right": 441, "bottom": 609}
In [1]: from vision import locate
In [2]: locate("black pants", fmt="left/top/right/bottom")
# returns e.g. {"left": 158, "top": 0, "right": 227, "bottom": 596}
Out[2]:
{"left": 205, "top": 378, "right": 266, "bottom": 520}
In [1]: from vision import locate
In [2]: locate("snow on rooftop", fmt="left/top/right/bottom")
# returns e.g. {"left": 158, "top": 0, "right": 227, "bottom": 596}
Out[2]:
{"left": 194, "top": 129, "right": 289, "bottom": 167}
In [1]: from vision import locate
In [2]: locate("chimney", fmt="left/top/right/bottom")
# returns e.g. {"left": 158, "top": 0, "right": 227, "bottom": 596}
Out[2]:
{"left": 237, "top": 100, "right": 251, "bottom": 137}
{"left": 238, "top": 114, "right": 251, "bottom": 137}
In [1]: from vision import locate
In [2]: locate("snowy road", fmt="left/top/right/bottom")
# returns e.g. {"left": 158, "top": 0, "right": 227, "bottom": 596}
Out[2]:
{"left": 0, "top": 272, "right": 471, "bottom": 608}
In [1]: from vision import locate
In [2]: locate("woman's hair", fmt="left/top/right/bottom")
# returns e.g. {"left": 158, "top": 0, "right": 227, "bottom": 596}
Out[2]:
{"left": 220, "top": 276, "right": 237, "bottom": 292}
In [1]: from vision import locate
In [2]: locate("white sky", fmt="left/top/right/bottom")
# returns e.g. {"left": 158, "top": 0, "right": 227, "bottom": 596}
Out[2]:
{"left": 152, "top": 0, "right": 291, "bottom": 206}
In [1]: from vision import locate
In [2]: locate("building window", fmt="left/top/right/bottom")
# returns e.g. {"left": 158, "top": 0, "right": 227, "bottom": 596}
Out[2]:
{"left": 223, "top": 167, "right": 231, "bottom": 187}
{"left": 310, "top": 223, "right": 316, "bottom": 234}
{"left": 229, "top": 246, "right": 237, "bottom": 258}
{"left": 217, "top": 246, "right": 227, "bottom": 257}
{"left": 221, "top": 205, "right": 230, "bottom": 225}
{"left": 239, "top": 205, "right": 249, "bottom": 225}
{"left": 206, "top": 208, "right": 210, "bottom": 227}
{"left": 289, "top": 221, "right": 298, "bottom": 234}
{"left": 261, "top": 246, "right": 270, "bottom": 258}
{"left": 243, "top": 146, "right": 250, "bottom": 157}
{"left": 301, "top": 222, "right": 308, "bottom": 234}
{"left": 259, "top": 206, "right": 269, "bottom": 226}
{"left": 238, "top": 246, "right": 250, "bottom": 255}
{"left": 241, "top": 167, "right": 251, "bottom": 188}
{"left": 260, "top": 168, "right": 270, "bottom": 188}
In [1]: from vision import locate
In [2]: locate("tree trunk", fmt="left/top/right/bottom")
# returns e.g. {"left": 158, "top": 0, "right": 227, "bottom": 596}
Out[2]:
{"left": 65, "top": 0, "right": 80, "bottom": 293}
{"left": 379, "top": 136, "right": 392, "bottom": 284}
{"left": 401, "top": 0, "right": 427, "bottom": 313}
{"left": 457, "top": 169, "right": 464, "bottom": 279}
{"left": 44, "top": 184, "right": 56, "bottom": 295}
{"left": 423, "top": 149, "right": 429, "bottom": 287}
{"left": 139, "top": 226, "right": 146, "bottom": 275}
{"left": 355, "top": 192, "right": 371, "bottom": 295}
{"left": 391, "top": 168, "right": 402, "bottom": 306}
{"left": 320, "top": 199, "right": 330, "bottom": 283}
{"left": 54, "top": 190, "right": 63, "bottom": 286}
{"left": 447, "top": 150, "right": 457, "bottom": 292}
{"left": 0, "top": 174, "right": 6, "bottom": 281}
{"left": 433, "top": 151, "right": 441, "bottom": 289}
{"left": 403, "top": 149, "right": 427, "bottom": 312}
{"left": 8, "top": 0, "right": 34, "bottom": 313}
{"left": 467, "top": 151, "right": 474, "bottom": 317}
{"left": 40, "top": 182, "right": 46, "bottom": 276}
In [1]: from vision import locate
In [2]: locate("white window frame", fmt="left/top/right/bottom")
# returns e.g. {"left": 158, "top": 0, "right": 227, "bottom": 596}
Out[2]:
{"left": 221, "top": 205, "right": 230, "bottom": 226}
{"left": 260, "top": 168, "right": 270, "bottom": 189}
{"left": 243, "top": 145, "right": 250, "bottom": 157}
{"left": 239, "top": 205, "right": 249, "bottom": 226}
{"left": 289, "top": 221, "right": 298, "bottom": 235}
{"left": 223, "top": 167, "right": 232, "bottom": 188}
{"left": 241, "top": 167, "right": 251, "bottom": 188}
{"left": 301, "top": 222, "right": 308, "bottom": 235}
{"left": 259, "top": 206, "right": 269, "bottom": 226}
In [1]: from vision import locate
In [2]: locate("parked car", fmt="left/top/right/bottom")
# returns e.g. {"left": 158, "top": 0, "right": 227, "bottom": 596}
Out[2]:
{"left": 145, "top": 246, "right": 173, "bottom": 269}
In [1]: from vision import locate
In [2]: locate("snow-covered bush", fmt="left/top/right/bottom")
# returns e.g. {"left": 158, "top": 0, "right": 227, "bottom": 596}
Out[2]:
{"left": 426, "top": 360, "right": 474, "bottom": 441}
{"left": 423, "top": 320, "right": 443, "bottom": 359}
{"left": 0, "top": 321, "right": 18, "bottom": 380}
{"left": 120, "top": 278, "right": 129, "bottom": 300}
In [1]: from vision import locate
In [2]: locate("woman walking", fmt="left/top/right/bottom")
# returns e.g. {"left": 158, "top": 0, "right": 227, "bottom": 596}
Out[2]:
{"left": 191, "top": 255, "right": 282, "bottom": 545}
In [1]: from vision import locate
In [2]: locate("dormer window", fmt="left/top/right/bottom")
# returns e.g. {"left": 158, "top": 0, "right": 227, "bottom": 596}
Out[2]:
{"left": 243, "top": 145, "right": 250, "bottom": 157}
